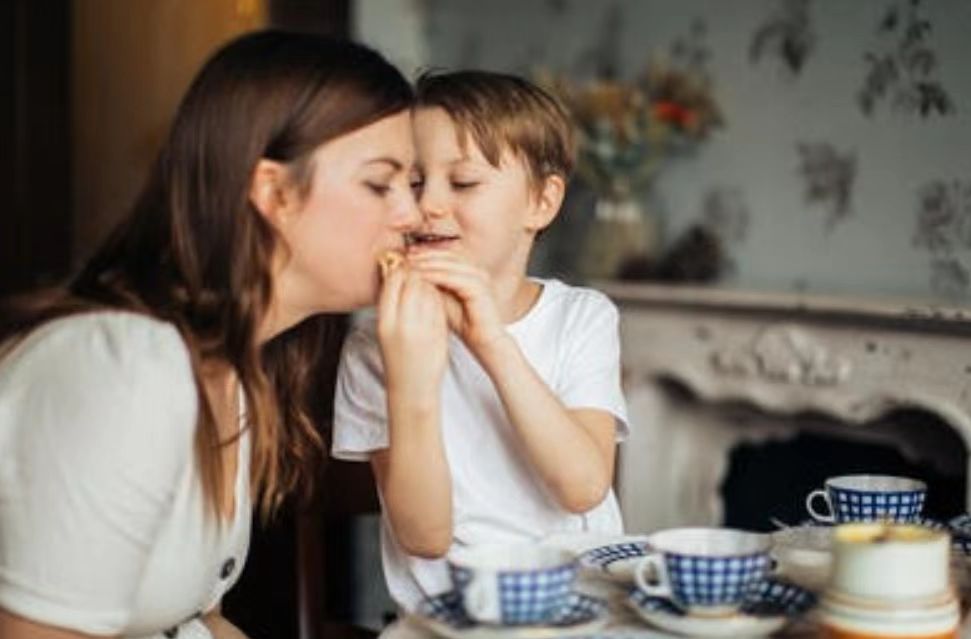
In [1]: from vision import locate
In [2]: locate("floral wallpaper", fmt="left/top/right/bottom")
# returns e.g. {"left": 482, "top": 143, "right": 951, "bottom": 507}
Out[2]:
{"left": 360, "top": 0, "right": 971, "bottom": 302}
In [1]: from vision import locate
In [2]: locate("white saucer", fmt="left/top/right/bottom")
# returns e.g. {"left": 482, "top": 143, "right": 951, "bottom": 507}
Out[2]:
{"left": 411, "top": 591, "right": 608, "bottom": 639}
{"left": 626, "top": 579, "right": 816, "bottom": 638}
{"left": 628, "top": 606, "right": 787, "bottom": 638}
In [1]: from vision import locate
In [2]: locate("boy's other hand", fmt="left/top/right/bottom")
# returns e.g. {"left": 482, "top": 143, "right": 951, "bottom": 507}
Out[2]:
{"left": 407, "top": 249, "right": 506, "bottom": 355}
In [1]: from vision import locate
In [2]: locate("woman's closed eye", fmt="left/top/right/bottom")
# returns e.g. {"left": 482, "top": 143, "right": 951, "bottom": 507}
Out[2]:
{"left": 450, "top": 180, "right": 479, "bottom": 191}
{"left": 365, "top": 181, "right": 392, "bottom": 196}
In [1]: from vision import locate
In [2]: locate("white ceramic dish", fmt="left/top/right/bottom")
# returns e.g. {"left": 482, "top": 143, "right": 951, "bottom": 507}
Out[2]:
{"left": 771, "top": 524, "right": 834, "bottom": 590}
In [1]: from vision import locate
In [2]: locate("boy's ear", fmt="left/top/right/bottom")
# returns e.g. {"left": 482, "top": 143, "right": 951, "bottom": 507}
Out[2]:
{"left": 249, "top": 159, "right": 298, "bottom": 229}
{"left": 525, "top": 174, "right": 566, "bottom": 233}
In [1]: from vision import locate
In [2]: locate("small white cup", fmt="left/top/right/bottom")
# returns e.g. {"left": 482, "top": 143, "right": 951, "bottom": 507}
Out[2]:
{"left": 447, "top": 544, "right": 578, "bottom": 626}
{"left": 829, "top": 522, "right": 950, "bottom": 604}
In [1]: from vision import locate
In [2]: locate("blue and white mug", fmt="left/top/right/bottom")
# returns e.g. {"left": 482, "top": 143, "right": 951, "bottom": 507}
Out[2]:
{"left": 447, "top": 544, "right": 578, "bottom": 626}
{"left": 633, "top": 527, "right": 773, "bottom": 617}
{"left": 805, "top": 474, "right": 926, "bottom": 524}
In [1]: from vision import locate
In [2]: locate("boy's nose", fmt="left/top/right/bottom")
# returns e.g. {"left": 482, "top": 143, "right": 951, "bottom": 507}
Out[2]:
{"left": 419, "top": 191, "right": 449, "bottom": 220}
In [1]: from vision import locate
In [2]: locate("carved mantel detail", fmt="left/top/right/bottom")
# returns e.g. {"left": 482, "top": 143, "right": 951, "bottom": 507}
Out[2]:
{"left": 595, "top": 281, "right": 971, "bottom": 534}
{"left": 710, "top": 325, "right": 852, "bottom": 386}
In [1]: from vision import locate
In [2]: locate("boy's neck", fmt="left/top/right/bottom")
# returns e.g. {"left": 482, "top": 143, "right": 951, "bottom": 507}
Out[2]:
{"left": 495, "top": 276, "right": 543, "bottom": 325}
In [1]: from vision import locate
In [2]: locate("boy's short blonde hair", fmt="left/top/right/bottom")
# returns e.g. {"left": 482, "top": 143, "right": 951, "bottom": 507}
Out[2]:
{"left": 415, "top": 70, "right": 576, "bottom": 195}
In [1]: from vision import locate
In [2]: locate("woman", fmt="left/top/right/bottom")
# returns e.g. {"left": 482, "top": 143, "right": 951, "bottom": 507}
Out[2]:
{"left": 0, "top": 30, "right": 419, "bottom": 639}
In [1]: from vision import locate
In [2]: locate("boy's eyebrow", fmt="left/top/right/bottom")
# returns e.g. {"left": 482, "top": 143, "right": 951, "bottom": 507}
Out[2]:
{"left": 445, "top": 156, "right": 479, "bottom": 167}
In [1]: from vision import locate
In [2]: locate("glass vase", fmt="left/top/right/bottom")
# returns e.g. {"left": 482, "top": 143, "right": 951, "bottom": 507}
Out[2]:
{"left": 577, "top": 196, "right": 660, "bottom": 281}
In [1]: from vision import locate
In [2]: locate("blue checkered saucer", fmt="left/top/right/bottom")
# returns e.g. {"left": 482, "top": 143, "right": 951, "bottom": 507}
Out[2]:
{"left": 626, "top": 578, "right": 816, "bottom": 637}
{"left": 948, "top": 514, "right": 971, "bottom": 557}
{"left": 412, "top": 590, "right": 608, "bottom": 638}
{"left": 789, "top": 516, "right": 949, "bottom": 531}
{"left": 576, "top": 540, "right": 651, "bottom": 582}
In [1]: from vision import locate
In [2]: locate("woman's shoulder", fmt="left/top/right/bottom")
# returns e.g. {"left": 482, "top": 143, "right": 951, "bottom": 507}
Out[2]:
{"left": 13, "top": 310, "right": 185, "bottom": 363}
{"left": 1, "top": 310, "right": 199, "bottom": 457}
{"left": 4, "top": 310, "right": 195, "bottom": 404}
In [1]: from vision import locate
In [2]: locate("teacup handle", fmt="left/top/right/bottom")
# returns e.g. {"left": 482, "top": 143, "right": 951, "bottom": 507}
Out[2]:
{"left": 806, "top": 489, "right": 836, "bottom": 524}
{"left": 633, "top": 553, "right": 671, "bottom": 598}
{"left": 461, "top": 572, "right": 501, "bottom": 624}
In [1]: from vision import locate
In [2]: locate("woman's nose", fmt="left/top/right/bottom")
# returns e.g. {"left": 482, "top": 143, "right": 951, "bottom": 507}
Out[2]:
{"left": 392, "top": 193, "right": 422, "bottom": 231}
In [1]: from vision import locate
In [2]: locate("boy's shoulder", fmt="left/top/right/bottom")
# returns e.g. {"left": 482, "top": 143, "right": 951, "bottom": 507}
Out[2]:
{"left": 536, "top": 278, "right": 618, "bottom": 316}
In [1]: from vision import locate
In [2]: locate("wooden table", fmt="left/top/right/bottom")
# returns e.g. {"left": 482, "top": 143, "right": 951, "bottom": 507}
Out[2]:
{"left": 380, "top": 609, "right": 971, "bottom": 638}
{"left": 378, "top": 569, "right": 971, "bottom": 638}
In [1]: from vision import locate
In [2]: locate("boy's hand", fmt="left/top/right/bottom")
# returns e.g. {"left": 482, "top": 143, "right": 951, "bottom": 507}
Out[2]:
{"left": 376, "top": 262, "right": 449, "bottom": 397}
{"left": 408, "top": 249, "right": 507, "bottom": 356}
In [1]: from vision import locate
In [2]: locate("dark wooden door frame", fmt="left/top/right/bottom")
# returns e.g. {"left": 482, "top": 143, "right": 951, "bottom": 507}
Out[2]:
{"left": 1, "top": 0, "right": 72, "bottom": 297}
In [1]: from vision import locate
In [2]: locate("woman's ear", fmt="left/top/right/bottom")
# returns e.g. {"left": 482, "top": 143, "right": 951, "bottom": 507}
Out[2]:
{"left": 249, "top": 159, "right": 297, "bottom": 229}
{"left": 525, "top": 174, "right": 566, "bottom": 233}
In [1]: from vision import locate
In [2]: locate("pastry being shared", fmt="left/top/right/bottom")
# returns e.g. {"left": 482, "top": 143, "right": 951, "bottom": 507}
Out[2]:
{"left": 377, "top": 250, "right": 405, "bottom": 279}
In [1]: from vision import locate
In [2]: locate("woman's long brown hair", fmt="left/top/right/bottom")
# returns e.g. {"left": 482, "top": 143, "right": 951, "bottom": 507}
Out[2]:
{"left": 0, "top": 31, "right": 413, "bottom": 520}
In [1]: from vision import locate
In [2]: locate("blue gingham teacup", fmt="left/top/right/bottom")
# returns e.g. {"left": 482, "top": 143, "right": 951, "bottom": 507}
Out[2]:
{"left": 634, "top": 527, "right": 773, "bottom": 617}
{"left": 447, "top": 544, "right": 578, "bottom": 626}
{"left": 805, "top": 474, "right": 926, "bottom": 524}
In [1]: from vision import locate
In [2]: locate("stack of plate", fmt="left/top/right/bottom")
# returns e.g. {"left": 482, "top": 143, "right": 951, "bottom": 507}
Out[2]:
{"left": 815, "top": 522, "right": 960, "bottom": 638}
{"left": 816, "top": 589, "right": 959, "bottom": 638}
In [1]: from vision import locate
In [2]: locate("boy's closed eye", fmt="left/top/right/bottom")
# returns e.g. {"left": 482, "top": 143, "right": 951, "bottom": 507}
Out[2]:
{"left": 449, "top": 175, "right": 480, "bottom": 191}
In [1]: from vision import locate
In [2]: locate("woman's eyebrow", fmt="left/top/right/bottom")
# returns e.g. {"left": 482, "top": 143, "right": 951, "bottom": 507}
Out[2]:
{"left": 364, "top": 157, "right": 405, "bottom": 170}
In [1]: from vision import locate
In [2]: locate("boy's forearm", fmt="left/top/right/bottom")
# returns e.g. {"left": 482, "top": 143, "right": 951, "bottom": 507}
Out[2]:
{"left": 379, "top": 393, "right": 453, "bottom": 558}
{"left": 475, "top": 336, "right": 615, "bottom": 513}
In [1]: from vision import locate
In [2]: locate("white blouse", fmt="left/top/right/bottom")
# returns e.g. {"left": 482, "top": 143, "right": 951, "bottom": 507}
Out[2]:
{"left": 0, "top": 312, "right": 251, "bottom": 638}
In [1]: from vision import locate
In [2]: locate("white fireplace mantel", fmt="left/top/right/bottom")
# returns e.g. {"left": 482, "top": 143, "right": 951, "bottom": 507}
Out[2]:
{"left": 599, "top": 281, "right": 971, "bottom": 533}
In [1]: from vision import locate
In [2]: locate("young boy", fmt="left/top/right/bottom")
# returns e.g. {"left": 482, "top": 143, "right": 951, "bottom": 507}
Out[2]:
{"left": 331, "top": 70, "right": 629, "bottom": 611}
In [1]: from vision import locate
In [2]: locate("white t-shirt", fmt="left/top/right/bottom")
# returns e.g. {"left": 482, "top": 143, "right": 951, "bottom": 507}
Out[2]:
{"left": 0, "top": 312, "right": 251, "bottom": 639}
{"left": 332, "top": 279, "right": 629, "bottom": 610}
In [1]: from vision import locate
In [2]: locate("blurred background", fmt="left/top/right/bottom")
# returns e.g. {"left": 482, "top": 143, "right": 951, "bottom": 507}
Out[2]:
{"left": 5, "top": 0, "right": 971, "bottom": 302}
{"left": 3, "top": 1, "right": 970, "bottom": 637}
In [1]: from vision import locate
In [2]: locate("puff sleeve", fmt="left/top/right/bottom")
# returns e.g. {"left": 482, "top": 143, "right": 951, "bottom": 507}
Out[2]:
{"left": 0, "top": 312, "right": 198, "bottom": 634}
